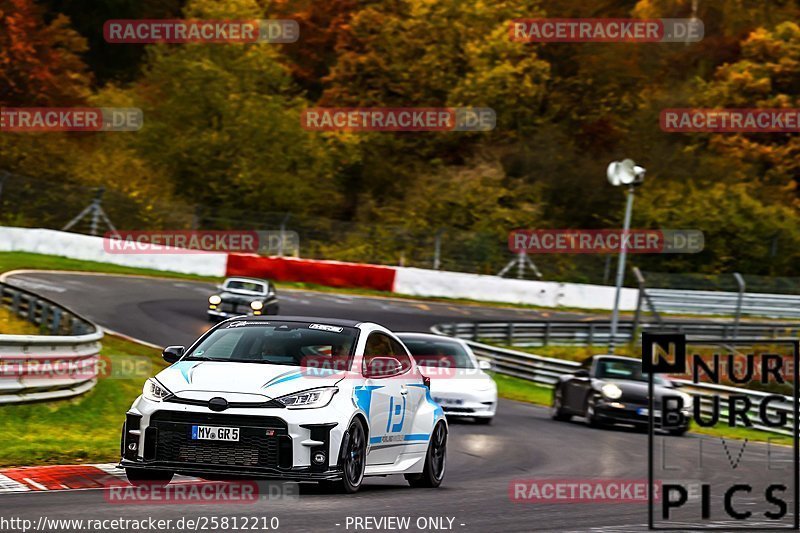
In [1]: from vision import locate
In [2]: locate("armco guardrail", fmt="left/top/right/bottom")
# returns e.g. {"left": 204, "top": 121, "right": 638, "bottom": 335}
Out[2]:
{"left": 432, "top": 323, "right": 797, "bottom": 437}
{"left": 435, "top": 320, "right": 800, "bottom": 347}
{"left": 647, "top": 288, "right": 800, "bottom": 319}
{"left": 0, "top": 281, "right": 103, "bottom": 404}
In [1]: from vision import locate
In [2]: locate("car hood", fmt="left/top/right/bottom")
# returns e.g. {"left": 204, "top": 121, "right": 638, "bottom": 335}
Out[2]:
{"left": 156, "top": 360, "right": 343, "bottom": 400}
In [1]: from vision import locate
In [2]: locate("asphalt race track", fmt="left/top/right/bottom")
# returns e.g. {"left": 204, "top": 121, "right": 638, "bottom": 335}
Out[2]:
{"left": 0, "top": 272, "right": 795, "bottom": 532}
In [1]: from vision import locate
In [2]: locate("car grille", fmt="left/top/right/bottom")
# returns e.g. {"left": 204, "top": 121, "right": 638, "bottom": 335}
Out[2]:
{"left": 148, "top": 411, "right": 289, "bottom": 469}
{"left": 221, "top": 302, "right": 242, "bottom": 313}
{"left": 443, "top": 407, "right": 475, "bottom": 414}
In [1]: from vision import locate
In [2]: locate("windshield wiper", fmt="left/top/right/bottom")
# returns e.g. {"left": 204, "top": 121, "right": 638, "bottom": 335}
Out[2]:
{"left": 183, "top": 356, "right": 215, "bottom": 361}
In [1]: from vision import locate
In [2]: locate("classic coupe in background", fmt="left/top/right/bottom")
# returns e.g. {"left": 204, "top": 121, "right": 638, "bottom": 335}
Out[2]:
{"left": 207, "top": 277, "right": 280, "bottom": 321}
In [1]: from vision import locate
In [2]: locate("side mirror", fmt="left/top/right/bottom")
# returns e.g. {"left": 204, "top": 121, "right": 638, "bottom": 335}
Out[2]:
{"left": 478, "top": 360, "right": 492, "bottom": 371}
{"left": 364, "top": 356, "right": 403, "bottom": 378}
{"left": 162, "top": 345, "right": 185, "bottom": 364}
{"left": 573, "top": 369, "right": 590, "bottom": 378}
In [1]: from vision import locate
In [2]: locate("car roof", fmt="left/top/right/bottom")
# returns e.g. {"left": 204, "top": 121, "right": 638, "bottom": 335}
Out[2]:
{"left": 593, "top": 355, "right": 640, "bottom": 363}
{"left": 218, "top": 315, "right": 365, "bottom": 328}
{"left": 224, "top": 276, "right": 269, "bottom": 284}
{"left": 396, "top": 332, "right": 462, "bottom": 342}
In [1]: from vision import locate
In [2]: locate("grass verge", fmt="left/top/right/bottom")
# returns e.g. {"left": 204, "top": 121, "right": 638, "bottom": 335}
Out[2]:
{"left": 0, "top": 334, "right": 166, "bottom": 467}
{"left": 0, "top": 307, "right": 41, "bottom": 335}
{"left": 0, "top": 251, "right": 220, "bottom": 282}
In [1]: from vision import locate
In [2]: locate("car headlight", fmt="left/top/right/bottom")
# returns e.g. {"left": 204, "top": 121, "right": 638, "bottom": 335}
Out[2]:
{"left": 276, "top": 387, "right": 338, "bottom": 409}
{"left": 142, "top": 378, "right": 172, "bottom": 402}
{"left": 250, "top": 300, "right": 264, "bottom": 311}
{"left": 601, "top": 383, "right": 623, "bottom": 400}
{"left": 208, "top": 295, "right": 222, "bottom": 305}
{"left": 679, "top": 392, "right": 693, "bottom": 409}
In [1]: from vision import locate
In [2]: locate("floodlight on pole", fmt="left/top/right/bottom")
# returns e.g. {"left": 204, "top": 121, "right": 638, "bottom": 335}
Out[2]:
{"left": 606, "top": 159, "right": 646, "bottom": 354}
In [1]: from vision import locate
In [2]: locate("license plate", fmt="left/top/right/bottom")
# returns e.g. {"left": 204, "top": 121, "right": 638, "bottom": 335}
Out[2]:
{"left": 191, "top": 425, "right": 240, "bottom": 441}
{"left": 434, "top": 397, "right": 463, "bottom": 406}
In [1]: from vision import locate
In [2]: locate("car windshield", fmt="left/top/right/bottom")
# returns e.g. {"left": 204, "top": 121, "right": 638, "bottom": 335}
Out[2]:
{"left": 596, "top": 359, "right": 667, "bottom": 385}
{"left": 224, "top": 280, "right": 266, "bottom": 293}
{"left": 184, "top": 321, "right": 358, "bottom": 367}
{"left": 402, "top": 338, "right": 475, "bottom": 369}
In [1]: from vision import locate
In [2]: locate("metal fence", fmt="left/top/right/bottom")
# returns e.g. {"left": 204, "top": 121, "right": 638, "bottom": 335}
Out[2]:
{"left": 638, "top": 269, "right": 800, "bottom": 320}
{"left": 432, "top": 324, "right": 797, "bottom": 436}
{"left": 0, "top": 281, "right": 103, "bottom": 404}
{"left": 645, "top": 288, "right": 800, "bottom": 319}
{"left": 435, "top": 320, "right": 800, "bottom": 347}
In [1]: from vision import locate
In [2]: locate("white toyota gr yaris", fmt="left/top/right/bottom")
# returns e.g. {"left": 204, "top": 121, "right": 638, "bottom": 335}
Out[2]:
{"left": 120, "top": 316, "right": 447, "bottom": 493}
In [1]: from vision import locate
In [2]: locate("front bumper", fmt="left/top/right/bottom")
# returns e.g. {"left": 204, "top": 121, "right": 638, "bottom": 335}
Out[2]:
{"left": 121, "top": 397, "right": 349, "bottom": 480}
{"left": 207, "top": 308, "right": 247, "bottom": 320}
{"left": 431, "top": 389, "right": 497, "bottom": 418}
{"left": 594, "top": 400, "right": 690, "bottom": 430}
{"left": 207, "top": 300, "right": 278, "bottom": 319}
{"left": 118, "top": 459, "right": 342, "bottom": 481}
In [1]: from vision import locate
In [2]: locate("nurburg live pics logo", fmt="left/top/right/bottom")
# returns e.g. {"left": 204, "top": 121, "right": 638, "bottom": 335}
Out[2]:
{"left": 643, "top": 332, "right": 800, "bottom": 530}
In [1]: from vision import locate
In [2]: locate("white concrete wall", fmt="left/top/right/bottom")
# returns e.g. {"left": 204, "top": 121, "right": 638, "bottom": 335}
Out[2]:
{"left": 0, "top": 227, "right": 227, "bottom": 276}
{"left": 393, "top": 267, "right": 638, "bottom": 311}
{"left": 0, "top": 227, "right": 639, "bottom": 309}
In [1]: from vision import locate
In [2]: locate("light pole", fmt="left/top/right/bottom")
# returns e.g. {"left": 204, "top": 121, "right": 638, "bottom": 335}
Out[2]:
{"left": 607, "top": 159, "right": 646, "bottom": 354}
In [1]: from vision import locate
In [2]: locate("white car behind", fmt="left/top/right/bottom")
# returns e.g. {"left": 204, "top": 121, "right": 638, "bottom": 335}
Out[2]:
{"left": 397, "top": 333, "right": 497, "bottom": 424}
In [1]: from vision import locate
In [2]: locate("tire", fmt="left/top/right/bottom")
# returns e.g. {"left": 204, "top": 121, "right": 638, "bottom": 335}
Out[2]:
{"left": 322, "top": 419, "right": 367, "bottom": 494}
{"left": 551, "top": 387, "right": 571, "bottom": 421}
{"left": 474, "top": 417, "right": 493, "bottom": 425}
{"left": 585, "top": 394, "right": 606, "bottom": 428}
{"left": 125, "top": 468, "right": 174, "bottom": 487}
{"left": 405, "top": 421, "right": 447, "bottom": 488}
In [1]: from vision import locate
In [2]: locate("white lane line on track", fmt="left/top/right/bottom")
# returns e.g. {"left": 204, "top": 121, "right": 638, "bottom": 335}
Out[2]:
{"left": 0, "top": 473, "right": 30, "bottom": 493}
{"left": 2, "top": 277, "right": 68, "bottom": 293}
{"left": 22, "top": 478, "right": 48, "bottom": 491}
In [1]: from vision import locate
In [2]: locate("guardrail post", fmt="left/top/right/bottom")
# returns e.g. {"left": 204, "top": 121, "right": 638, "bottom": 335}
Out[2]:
{"left": 11, "top": 290, "right": 20, "bottom": 315}
{"left": 51, "top": 307, "right": 62, "bottom": 334}
{"left": 28, "top": 297, "right": 38, "bottom": 324}
{"left": 733, "top": 272, "right": 745, "bottom": 340}
{"left": 507, "top": 323, "right": 515, "bottom": 345}
{"left": 588, "top": 323, "right": 594, "bottom": 346}
{"left": 544, "top": 322, "right": 551, "bottom": 346}
{"left": 472, "top": 322, "right": 478, "bottom": 341}
{"left": 39, "top": 303, "right": 49, "bottom": 332}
